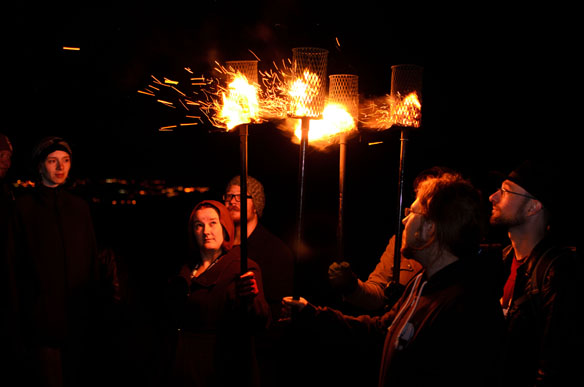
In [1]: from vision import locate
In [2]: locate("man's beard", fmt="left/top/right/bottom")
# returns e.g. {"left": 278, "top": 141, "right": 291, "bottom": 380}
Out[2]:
{"left": 490, "top": 201, "right": 528, "bottom": 229}
{"left": 228, "top": 206, "right": 241, "bottom": 224}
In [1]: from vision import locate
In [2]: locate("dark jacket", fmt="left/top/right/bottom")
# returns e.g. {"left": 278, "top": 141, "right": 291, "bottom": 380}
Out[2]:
{"left": 175, "top": 247, "right": 269, "bottom": 334}
{"left": 298, "top": 260, "right": 505, "bottom": 387}
{"left": 501, "top": 237, "right": 583, "bottom": 386}
{"left": 12, "top": 184, "right": 99, "bottom": 346}
{"left": 169, "top": 247, "right": 269, "bottom": 387}
{"left": 247, "top": 223, "right": 294, "bottom": 321}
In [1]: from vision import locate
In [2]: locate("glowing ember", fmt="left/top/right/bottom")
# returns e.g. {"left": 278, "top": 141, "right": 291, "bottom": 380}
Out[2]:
{"left": 137, "top": 55, "right": 329, "bottom": 132}
{"left": 392, "top": 92, "right": 421, "bottom": 128}
{"left": 360, "top": 91, "right": 421, "bottom": 130}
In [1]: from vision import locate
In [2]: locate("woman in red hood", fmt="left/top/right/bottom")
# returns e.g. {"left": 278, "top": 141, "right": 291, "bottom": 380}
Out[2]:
{"left": 168, "top": 200, "right": 269, "bottom": 387}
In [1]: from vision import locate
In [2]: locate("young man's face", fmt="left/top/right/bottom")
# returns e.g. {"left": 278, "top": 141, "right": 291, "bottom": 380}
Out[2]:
{"left": 224, "top": 184, "right": 256, "bottom": 224}
{"left": 40, "top": 150, "right": 71, "bottom": 187}
{"left": 489, "top": 180, "right": 531, "bottom": 228}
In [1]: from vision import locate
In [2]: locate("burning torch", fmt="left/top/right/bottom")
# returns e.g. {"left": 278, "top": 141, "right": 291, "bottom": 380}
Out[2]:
{"left": 389, "top": 64, "right": 423, "bottom": 284}
{"left": 287, "top": 47, "right": 328, "bottom": 298}
{"left": 328, "top": 74, "right": 359, "bottom": 260}
{"left": 222, "top": 60, "right": 260, "bottom": 275}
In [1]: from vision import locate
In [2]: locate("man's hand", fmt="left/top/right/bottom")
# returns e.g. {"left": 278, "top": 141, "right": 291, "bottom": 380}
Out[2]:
{"left": 328, "top": 261, "right": 358, "bottom": 294}
{"left": 280, "top": 296, "right": 309, "bottom": 321}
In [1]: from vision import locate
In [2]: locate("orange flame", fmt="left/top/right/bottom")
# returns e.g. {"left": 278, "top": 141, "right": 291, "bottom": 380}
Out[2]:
{"left": 292, "top": 103, "right": 356, "bottom": 145}
{"left": 288, "top": 70, "right": 322, "bottom": 118}
{"left": 138, "top": 57, "right": 331, "bottom": 132}
{"left": 392, "top": 92, "right": 421, "bottom": 128}
{"left": 219, "top": 73, "right": 260, "bottom": 130}
{"left": 360, "top": 91, "right": 421, "bottom": 130}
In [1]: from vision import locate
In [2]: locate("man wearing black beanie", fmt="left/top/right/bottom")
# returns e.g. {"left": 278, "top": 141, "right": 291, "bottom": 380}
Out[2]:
{"left": 489, "top": 159, "right": 582, "bottom": 386}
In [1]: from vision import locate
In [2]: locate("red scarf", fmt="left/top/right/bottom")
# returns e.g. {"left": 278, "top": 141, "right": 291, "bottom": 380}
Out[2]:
{"left": 501, "top": 257, "right": 526, "bottom": 310}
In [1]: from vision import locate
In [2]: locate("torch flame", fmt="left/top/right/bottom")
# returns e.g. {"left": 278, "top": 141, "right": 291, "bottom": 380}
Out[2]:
{"left": 139, "top": 57, "right": 332, "bottom": 132}
{"left": 288, "top": 70, "right": 322, "bottom": 118}
{"left": 293, "top": 103, "right": 356, "bottom": 144}
{"left": 360, "top": 91, "right": 421, "bottom": 130}
{"left": 392, "top": 91, "right": 421, "bottom": 128}
{"left": 219, "top": 73, "right": 260, "bottom": 130}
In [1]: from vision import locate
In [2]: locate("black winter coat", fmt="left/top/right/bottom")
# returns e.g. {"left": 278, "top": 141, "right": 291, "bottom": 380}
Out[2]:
{"left": 12, "top": 185, "right": 99, "bottom": 346}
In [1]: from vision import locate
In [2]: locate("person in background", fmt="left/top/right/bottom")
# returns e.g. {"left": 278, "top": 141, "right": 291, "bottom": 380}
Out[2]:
{"left": 167, "top": 200, "right": 269, "bottom": 387}
{"left": 223, "top": 176, "right": 295, "bottom": 387}
{"left": 0, "top": 133, "right": 13, "bottom": 186}
{"left": 283, "top": 170, "right": 505, "bottom": 387}
{"left": 0, "top": 132, "right": 14, "bottom": 240}
{"left": 223, "top": 175, "right": 294, "bottom": 320}
{"left": 11, "top": 136, "right": 101, "bottom": 387}
{"left": 489, "top": 159, "right": 582, "bottom": 386}
{"left": 0, "top": 133, "right": 18, "bottom": 382}
{"left": 327, "top": 168, "right": 464, "bottom": 314}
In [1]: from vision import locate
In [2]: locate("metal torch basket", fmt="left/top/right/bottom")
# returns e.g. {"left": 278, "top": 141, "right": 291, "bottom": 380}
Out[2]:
{"left": 288, "top": 47, "right": 329, "bottom": 119}
{"left": 225, "top": 60, "right": 259, "bottom": 85}
{"left": 329, "top": 74, "right": 359, "bottom": 122}
{"left": 390, "top": 64, "right": 423, "bottom": 128}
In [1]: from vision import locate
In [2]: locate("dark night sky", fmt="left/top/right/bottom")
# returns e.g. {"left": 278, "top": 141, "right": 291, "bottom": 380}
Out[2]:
{"left": 2, "top": 2, "right": 581, "bottom": 266}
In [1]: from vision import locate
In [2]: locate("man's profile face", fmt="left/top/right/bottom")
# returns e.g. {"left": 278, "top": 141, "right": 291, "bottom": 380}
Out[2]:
{"left": 489, "top": 180, "right": 531, "bottom": 228}
{"left": 401, "top": 197, "right": 427, "bottom": 260}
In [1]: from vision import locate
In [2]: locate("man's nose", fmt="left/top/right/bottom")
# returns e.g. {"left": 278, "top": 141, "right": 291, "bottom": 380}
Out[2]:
{"left": 489, "top": 190, "right": 500, "bottom": 203}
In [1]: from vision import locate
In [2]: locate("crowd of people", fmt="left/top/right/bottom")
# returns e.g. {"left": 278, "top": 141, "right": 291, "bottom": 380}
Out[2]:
{"left": 1, "top": 132, "right": 581, "bottom": 387}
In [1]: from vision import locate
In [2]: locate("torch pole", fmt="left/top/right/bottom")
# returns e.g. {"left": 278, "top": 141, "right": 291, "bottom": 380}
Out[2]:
{"left": 239, "top": 124, "right": 249, "bottom": 275}
{"left": 337, "top": 133, "right": 346, "bottom": 261}
{"left": 294, "top": 117, "right": 310, "bottom": 300}
{"left": 392, "top": 128, "right": 408, "bottom": 283}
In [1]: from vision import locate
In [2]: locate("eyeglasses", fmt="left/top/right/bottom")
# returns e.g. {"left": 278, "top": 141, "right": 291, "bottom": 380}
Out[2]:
{"left": 404, "top": 207, "right": 424, "bottom": 217}
{"left": 222, "top": 193, "right": 252, "bottom": 202}
{"left": 497, "top": 188, "right": 536, "bottom": 200}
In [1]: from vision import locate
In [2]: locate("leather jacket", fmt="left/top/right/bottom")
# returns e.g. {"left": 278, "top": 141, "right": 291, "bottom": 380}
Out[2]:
{"left": 501, "top": 237, "right": 582, "bottom": 386}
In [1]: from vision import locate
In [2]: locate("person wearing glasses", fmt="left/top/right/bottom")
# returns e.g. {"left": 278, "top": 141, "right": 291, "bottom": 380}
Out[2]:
{"left": 489, "top": 159, "right": 582, "bottom": 386}
{"left": 223, "top": 175, "right": 295, "bottom": 387}
{"left": 223, "top": 175, "right": 294, "bottom": 321}
{"left": 327, "top": 167, "right": 459, "bottom": 314}
{"left": 283, "top": 169, "right": 505, "bottom": 387}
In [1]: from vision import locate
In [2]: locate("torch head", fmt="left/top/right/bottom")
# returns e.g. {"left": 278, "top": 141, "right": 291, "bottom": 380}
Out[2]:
{"left": 288, "top": 47, "right": 329, "bottom": 119}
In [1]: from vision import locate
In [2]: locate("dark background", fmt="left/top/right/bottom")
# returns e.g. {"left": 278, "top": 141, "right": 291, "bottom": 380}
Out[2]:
{"left": 1, "top": 3, "right": 581, "bottom": 386}
{"left": 2, "top": 1, "right": 580, "bottom": 296}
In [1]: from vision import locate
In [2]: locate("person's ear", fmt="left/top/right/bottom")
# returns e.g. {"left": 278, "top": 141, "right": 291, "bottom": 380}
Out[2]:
{"left": 421, "top": 219, "right": 436, "bottom": 242}
{"left": 526, "top": 199, "right": 544, "bottom": 217}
